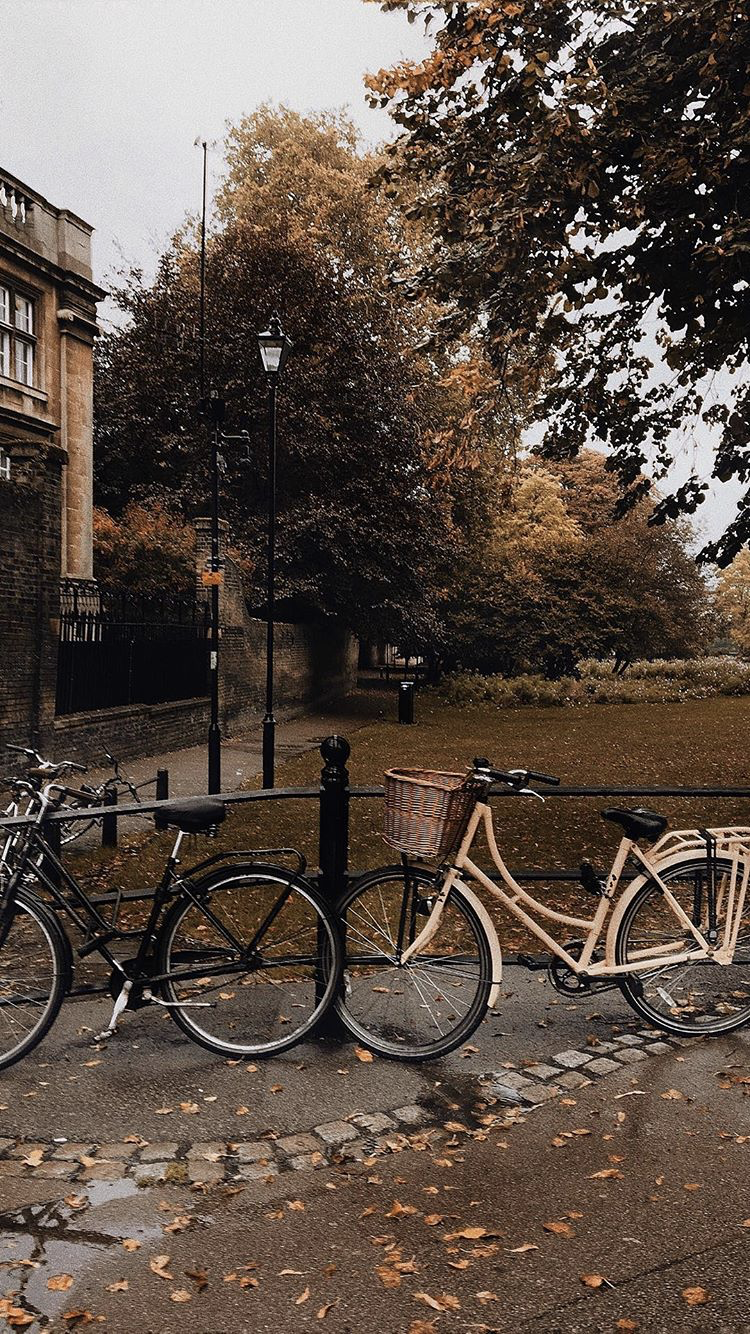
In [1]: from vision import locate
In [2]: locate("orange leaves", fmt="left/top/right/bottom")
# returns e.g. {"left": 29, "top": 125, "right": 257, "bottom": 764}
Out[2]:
{"left": 682, "top": 1286, "right": 710, "bottom": 1306}
{"left": 542, "top": 1220, "right": 575, "bottom": 1238}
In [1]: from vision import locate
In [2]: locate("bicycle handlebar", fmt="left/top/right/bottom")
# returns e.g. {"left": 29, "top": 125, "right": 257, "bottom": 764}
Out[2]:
{"left": 472, "top": 758, "right": 561, "bottom": 788}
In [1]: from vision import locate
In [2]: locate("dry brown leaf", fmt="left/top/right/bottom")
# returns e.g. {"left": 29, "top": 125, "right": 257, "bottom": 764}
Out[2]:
{"left": 2, "top": 1308, "right": 35, "bottom": 1329}
{"left": 179, "top": 1101, "right": 200, "bottom": 1114}
{"left": 660, "top": 1088, "right": 684, "bottom": 1100}
{"left": 322, "top": 1262, "right": 337, "bottom": 1278}
{"left": 681, "top": 1286, "right": 710, "bottom": 1306}
{"left": 61, "top": 1312, "right": 96, "bottom": 1327}
{"left": 239, "top": 1276, "right": 259, "bottom": 1289}
{"left": 376, "top": 1266, "right": 402, "bottom": 1289}
{"left": 22, "top": 1148, "right": 45, "bottom": 1168}
{"left": 122, "top": 1238, "right": 141, "bottom": 1252}
{"left": 443, "top": 1226, "right": 488, "bottom": 1241}
{"left": 149, "top": 1255, "right": 174, "bottom": 1280}
{"left": 64, "top": 1194, "right": 87, "bottom": 1211}
{"left": 589, "top": 1168, "right": 624, "bottom": 1180}
{"left": 580, "top": 1273, "right": 606, "bottom": 1288}
{"left": 105, "top": 1280, "right": 128, "bottom": 1294}
{"left": 683, "top": 1183, "right": 701, "bottom": 1192}
{"left": 386, "top": 1200, "right": 418, "bottom": 1217}
{"left": 423, "top": 1214, "right": 444, "bottom": 1226}
{"left": 163, "top": 1214, "right": 192, "bottom": 1233}
{"left": 235, "top": 1105, "right": 250, "bottom": 1116}
{"left": 407, "top": 1322, "right": 438, "bottom": 1334}
{"left": 413, "top": 1292, "right": 459, "bottom": 1312}
{"left": 615, "top": 1321, "right": 639, "bottom": 1330}
{"left": 508, "top": 1243, "right": 539, "bottom": 1253}
{"left": 317, "top": 1301, "right": 338, "bottom": 1319}
{"left": 47, "top": 1274, "right": 74, "bottom": 1291}
{"left": 448, "top": 1259, "right": 470, "bottom": 1270}
{"left": 154, "top": 1106, "right": 174, "bottom": 1115}
{"left": 295, "top": 1286, "right": 311, "bottom": 1305}
{"left": 476, "top": 1290, "right": 498, "bottom": 1302}
{"left": 170, "top": 1289, "right": 192, "bottom": 1303}
{"left": 542, "top": 1221, "right": 574, "bottom": 1237}
{"left": 185, "top": 1268, "right": 208, "bottom": 1291}
{"left": 287, "top": 1199, "right": 305, "bottom": 1212}
{"left": 270, "top": 1084, "right": 283, "bottom": 1094}
{"left": 355, "top": 1046, "right": 374, "bottom": 1062}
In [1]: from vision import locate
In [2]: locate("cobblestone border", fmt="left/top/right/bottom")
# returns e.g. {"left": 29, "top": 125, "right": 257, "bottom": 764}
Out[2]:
{"left": 0, "top": 1029, "right": 693, "bottom": 1188}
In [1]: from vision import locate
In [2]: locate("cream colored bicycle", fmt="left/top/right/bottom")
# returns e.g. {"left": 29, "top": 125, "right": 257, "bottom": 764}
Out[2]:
{"left": 335, "top": 759, "right": 750, "bottom": 1060}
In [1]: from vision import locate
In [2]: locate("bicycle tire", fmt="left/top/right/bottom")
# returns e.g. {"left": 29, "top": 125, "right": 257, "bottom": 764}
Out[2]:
{"left": 335, "top": 864, "right": 493, "bottom": 1061}
{"left": 0, "top": 888, "right": 71, "bottom": 1071}
{"left": 616, "top": 855, "right": 750, "bottom": 1036}
{"left": 156, "top": 864, "right": 342, "bottom": 1057}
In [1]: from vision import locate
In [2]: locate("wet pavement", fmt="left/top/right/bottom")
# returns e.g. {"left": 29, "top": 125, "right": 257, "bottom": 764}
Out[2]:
{"left": 0, "top": 971, "right": 748, "bottom": 1330}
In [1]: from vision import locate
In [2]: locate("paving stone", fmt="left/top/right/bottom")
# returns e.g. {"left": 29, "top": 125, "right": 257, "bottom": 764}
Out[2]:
{"left": 643, "top": 1041, "right": 673, "bottom": 1055}
{"left": 235, "top": 1141, "right": 274, "bottom": 1164}
{"left": 135, "top": 1161, "right": 171, "bottom": 1184}
{"left": 0, "top": 1139, "right": 15, "bottom": 1156}
{"left": 139, "top": 1142, "right": 179, "bottom": 1162}
{"left": 614, "top": 1047, "right": 648, "bottom": 1064}
{"left": 391, "top": 1105, "right": 429, "bottom": 1128}
{"left": 556, "top": 1071, "right": 593, "bottom": 1090}
{"left": 314, "top": 1120, "right": 359, "bottom": 1146}
{"left": 188, "top": 1161, "right": 224, "bottom": 1185}
{"left": 235, "top": 1161, "right": 279, "bottom": 1181}
{"left": 51, "top": 1143, "right": 96, "bottom": 1161}
{"left": 275, "top": 1133, "right": 321, "bottom": 1157}
{"left": 613, "top": 1034, "right": 645, "bottom": 1046}
{"left": 288, "top": 1153, "right": 324, "bottom": 1171}
{"left": 9, "top": 1143, "right": 46, "bottom": 1160}
{"left": 552, "top": 1050, "right": 592, "bottom": 1070}
{"left": 340, "top": 1138, "right": 372, "bottom": 1161}
{"left": 29, "top": 1162, "right": 76, "bottom": 1179}
{"left": 350, "top": 1113, "right": 396, "bottom": 1135}
{"left": 670, "top": 1037, "right": 697, "bottom": 1047}
{"left": 585, "top": 1057, "right": 622, "bottom": 1076}
{"left": 522, "top": 1063, "right": 563, "bottom": 1081}
{"left": 584, "top": 1041, "right": 616, "bottom": 1053}
{"left": 519, "top": 1084, "right": 561, "bottom": 1106}
{"left": 81, "top": 1162, "right": 128, "bottom": 1182}
{"left": 487, "top": 1070, "right": 535, "bottom": 1090}
{"left": 0, "top": 1161, "right": 28, "bottom": 1176}
{"left": 95, "top": 1142, "right": 139, "bottom": 1160}
{"left": 487, "top": 1083, "right": 524, "bottom": 1106}
{"left": 186, "top": 1142, "right": 226, "bottom": 1161}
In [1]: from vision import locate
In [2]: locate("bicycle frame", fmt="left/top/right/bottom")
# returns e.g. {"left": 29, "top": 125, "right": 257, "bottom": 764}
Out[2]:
{"left": 401, "top": 801, "right": 750, "bottom": 980}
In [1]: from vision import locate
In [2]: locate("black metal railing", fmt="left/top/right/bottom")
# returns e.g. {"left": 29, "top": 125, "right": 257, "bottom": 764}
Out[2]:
{"left": 56, "top": 585, "right": 209, "bottom": 715}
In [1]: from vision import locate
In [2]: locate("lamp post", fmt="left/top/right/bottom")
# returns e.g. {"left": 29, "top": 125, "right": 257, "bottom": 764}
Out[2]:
{"left": 205, "top": 391, "right": 225, "bottom": 794}
{"left": 257, "top": 315, "right": 293, "bottom": 789}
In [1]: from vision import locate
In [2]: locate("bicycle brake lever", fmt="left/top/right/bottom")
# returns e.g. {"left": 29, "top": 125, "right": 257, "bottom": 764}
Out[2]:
{"left": 518, "top": 787, "right": 545, "bottom": 803}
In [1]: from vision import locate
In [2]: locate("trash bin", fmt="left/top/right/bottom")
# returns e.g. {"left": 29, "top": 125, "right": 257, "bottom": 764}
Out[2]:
{"left": 398, "top": 680, "right": 415, "bottom": 724}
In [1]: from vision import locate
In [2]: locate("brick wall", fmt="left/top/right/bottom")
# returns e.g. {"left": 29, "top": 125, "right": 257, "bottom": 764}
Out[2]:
{"left": 0, "top": 440, "right": 62, "bottom": 748}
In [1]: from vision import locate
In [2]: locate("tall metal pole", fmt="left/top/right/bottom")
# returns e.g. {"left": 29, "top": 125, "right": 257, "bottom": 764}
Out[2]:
{"left": 262, "top": 377, "right": 277, "bottom": 789}
{"left": 199, "top": 140, "right": 221, "bottom": 794}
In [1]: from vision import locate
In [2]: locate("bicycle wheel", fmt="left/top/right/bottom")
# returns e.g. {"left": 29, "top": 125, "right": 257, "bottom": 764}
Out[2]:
{"left": 616, "top": 856, "right": 750, "bottom": 1036}
{"left": 157, "top": 865, "right": 342, "bottom": 1057}
{"left": 335, "top": 864, "right": 493, "bottom": 1060}
{"left": 0, "top": 888, "right": 70, "bottom": 1071}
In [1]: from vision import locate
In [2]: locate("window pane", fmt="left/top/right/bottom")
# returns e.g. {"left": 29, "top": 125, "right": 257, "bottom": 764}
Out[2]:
{"left": 15, "top": 338, "right": 33, "bottom": 386}
{"left": 0, "top": 287, "right": 8, "bottom": 326}
{"left": 0, "top": 331, "right": 9, "bottom": 376}
{"left": 15, "top": 296, "right": 33, "bottom": 334}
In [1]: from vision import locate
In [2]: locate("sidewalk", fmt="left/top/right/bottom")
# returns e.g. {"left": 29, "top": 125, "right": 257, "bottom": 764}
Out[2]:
{"left": 84, "top": 688, "right": 389, "bottom": 799}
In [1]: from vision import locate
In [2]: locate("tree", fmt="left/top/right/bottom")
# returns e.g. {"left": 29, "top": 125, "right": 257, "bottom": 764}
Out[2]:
{"left": 435, "top": 451, "right": 713, "bottom": 676}
{"left": 715, "top": 548, "right": 750, "bottom": 653}
{"left": 365, "top": 0, "right": 750, "bottom": 563}
{"left": 93, "top": 501, "right": 196, "bottom": 597}
{"left": 94, "top": 107, "right": 453, "bottom": 644}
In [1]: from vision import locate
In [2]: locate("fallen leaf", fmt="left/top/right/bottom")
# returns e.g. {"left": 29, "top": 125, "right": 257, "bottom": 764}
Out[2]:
{"left": 589, "top": 1168, "right": 624, "bottom": 1180}
{"left": 149, "top": 1255, "right": 174, "bottom": 1280}
{"left": 295, "top": 1286, "right": 311, "bottom": 1305}
{"left": 170, "top": 1289, "right": 192, "bottom": 1303}
{"left": 287, "top": 1200, "right": 305, "bottom": 1212}
{"left": 408, "top": 1322, "right": 438, "bottom": 1334}
{"left": 122, "top": 1238, "right": 141, "bottom": 1252}
{"left": 179, "top": 1101, "right": 200, "bottom": 1114}
{"left": 543, "top": 1221, "right": 574, "bottom": 1237}
{"left": 154, "top": 1107, "right": 174, "bottom": 1115}
{"left": 240, "top": 1276, "right": 259, "bottom": 1289}
{"left": 661, "top": 1089, "right": 684, "bottom": 1100}
{"left": 64, "top": 1195, "right": 88, "bottom": 1211}
{"left": 508, "top": 1243, "right": 539, "bottom": 1253}
{"left": 355, "top": 1046, "right": 374, "bottom": 1062}
{"left": 683, "top": 1183, "right": 701, "bottom": 1192}
{"left": 580, "top": 1273, "right": 606, "bottom": 1288}
{"left": 235, "top": 1106, "right": 250, "bottom": 1116}
{"left": 2, "top": 1307, "right": 35, "bottom": 1328}
{"left": 386, "top": 1200, "right": 418, "bottom": 1217}
{"left": 22, "top": 1149, "right": 44, "bottom": 1168}
{"left": 413, "top": 1293, "right": 460, "bottom": 1312}
{"left": 185, "top": 1268, "right": 208, "bottom": 1291}
{"left": 376, "top": 1265, "right": 402, "bottom": 1289}
{"left": 422, "top": 1214, "right": 444, "bottom": 1226}
{"left": 47, "top": 1274, "right": 74, "bottom": 1291}
{"left": 615, "top": 1321, "right": 639, "bottom": 1330}
{"left": 105, "top": 1280, "right": 128, "bottom": 1293}
{"left": 443, "top": 1226, "right": 488, "bottom": 1241}
{"left": 476, "top": 1290, "right": 498, "bottom": 1302}
{"left": 681, "top": 1286, "right": 710, "bottom": 1306}
{"left": 270, "top": 1084, "right": 283, "bottom": 1094}
{"left": 61, "top": 1312, "right": 96, "bottom": 1327}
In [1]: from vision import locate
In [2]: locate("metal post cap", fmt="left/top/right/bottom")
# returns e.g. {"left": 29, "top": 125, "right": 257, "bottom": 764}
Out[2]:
{"left": 320, "top": 734, "right": 351, "bottom": 765}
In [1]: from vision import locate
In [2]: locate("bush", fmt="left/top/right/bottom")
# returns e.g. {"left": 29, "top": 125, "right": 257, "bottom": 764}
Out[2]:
{"left": 434, "top": 657, "right": 750, "bottom": 709}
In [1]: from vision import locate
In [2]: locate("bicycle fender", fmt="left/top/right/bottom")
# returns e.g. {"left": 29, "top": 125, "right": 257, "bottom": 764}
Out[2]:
{"left": 603, "top": 848, "right": 723, "bottom": 968}
{"left": 454, "top": 879, "right": 502, "bottom": 1008}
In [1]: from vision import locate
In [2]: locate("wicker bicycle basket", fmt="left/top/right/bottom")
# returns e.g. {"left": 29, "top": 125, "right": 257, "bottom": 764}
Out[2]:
{"left": 383, "top": 768, "right": 483, "bottom": 860}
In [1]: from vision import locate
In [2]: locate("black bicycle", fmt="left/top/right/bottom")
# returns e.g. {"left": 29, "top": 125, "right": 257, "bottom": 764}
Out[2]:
{"left": 0, "top": 780, "right": 342, "bottom": 1071}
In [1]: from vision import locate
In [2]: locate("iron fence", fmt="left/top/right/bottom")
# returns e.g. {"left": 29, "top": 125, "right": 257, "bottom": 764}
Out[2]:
{"left": 56, "top": 583, "right": 209, "bottom": 715}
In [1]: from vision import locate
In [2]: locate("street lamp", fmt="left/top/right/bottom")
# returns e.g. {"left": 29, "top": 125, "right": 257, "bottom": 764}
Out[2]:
{"left": 257, "top": 314, "right": 293, "bottom": 789}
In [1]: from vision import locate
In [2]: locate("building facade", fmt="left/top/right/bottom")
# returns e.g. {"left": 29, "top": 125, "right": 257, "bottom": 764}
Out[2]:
{"left": 0, "top": 169, "right": 104, "bottom": 745}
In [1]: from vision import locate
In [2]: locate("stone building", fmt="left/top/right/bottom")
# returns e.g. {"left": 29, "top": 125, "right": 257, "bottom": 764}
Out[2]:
{"left": 0, "top": 169, "right": 104, "bottom": 745}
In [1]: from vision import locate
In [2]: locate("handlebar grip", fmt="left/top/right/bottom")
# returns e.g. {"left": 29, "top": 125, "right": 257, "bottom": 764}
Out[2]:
{"left": 526, "top": 769, "right": 560, "bottom": 786}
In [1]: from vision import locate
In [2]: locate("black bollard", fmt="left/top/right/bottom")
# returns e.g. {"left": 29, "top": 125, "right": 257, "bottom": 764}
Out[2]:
{"left": 102, "top": 789, "right": 118, "bottom": 848}
{"left": 156, "top": 768, "right": 169, "bottom": 802}
{"left": 318, "top": 734, "right": 350, "bottom": 907}
{"left": 398, "top": 679, "right": 415, "bottom": 724}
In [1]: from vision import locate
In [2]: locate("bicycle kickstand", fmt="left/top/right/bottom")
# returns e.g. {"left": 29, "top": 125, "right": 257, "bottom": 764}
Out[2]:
{"left": 93, "top": 978, "right": 132, "bottom": 1043}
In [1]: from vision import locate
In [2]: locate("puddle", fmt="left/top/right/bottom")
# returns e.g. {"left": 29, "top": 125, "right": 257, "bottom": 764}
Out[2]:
{"left": 0, "top": 1185, "right": 163, "bottom": 1328}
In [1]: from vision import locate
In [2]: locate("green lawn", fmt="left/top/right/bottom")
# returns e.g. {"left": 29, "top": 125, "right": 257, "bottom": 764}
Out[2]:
{"left": 73, "top": 690, "right": 750, "bottom": 954}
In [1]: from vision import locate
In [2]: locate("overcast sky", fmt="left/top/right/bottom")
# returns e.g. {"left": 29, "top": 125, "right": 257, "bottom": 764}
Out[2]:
{"left": 1, "top": 0, "right": 428, "bottom": 299}
{"left": 2, "top": 0, "right": 739, "bottom": 543}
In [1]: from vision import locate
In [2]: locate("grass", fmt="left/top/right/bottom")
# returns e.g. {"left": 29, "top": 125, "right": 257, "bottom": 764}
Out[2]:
{"left": 67, "top": 689, "right": 750, "bottom": 955}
